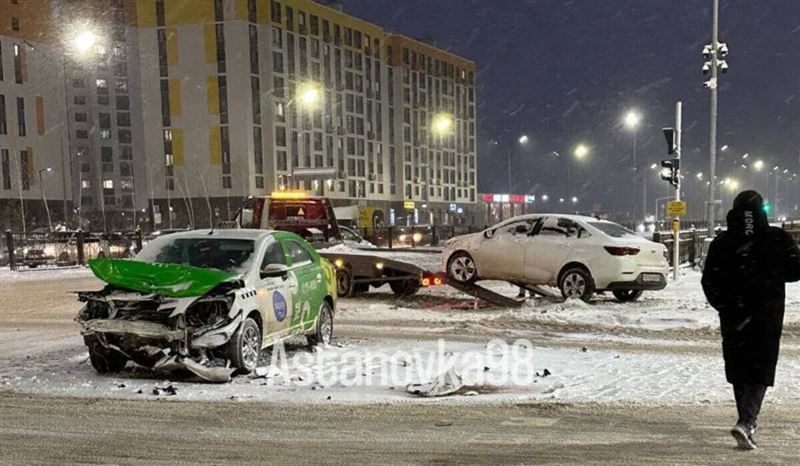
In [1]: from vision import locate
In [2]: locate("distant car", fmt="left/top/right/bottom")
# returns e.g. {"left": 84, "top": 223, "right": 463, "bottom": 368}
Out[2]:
{"left": 21, "top": 248, "right": 53, "bottom": 268}
{"left": 339, "top": 226, "right": 376, "bottom": 248}
{"left": 442, "top": 214, "right": 669, "bottom": 302}
{"left": 76, "top": 229, "right": 336, "bottom": 381}
{"left": 394, "top": 225, "right": 434, "bottom": 246}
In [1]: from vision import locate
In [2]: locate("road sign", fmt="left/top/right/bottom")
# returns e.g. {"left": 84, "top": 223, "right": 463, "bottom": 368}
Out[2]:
{"left": 403, "top": 201, "right": 415, "bottom": 209}
{"left": 666, "top": 200, "right": 687, "bottom": 217}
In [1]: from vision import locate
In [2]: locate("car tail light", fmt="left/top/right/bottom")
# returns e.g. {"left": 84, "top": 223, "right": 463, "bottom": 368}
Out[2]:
{"left": 604, "top": 246, "right": 640, "bottom": 256}
{"left": 420, "top": 272, "right": 446, "bottom": 287}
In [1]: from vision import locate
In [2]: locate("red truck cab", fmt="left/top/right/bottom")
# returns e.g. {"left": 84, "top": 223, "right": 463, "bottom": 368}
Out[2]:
{"left": 236, "top": 192, "right": 341, "bottom": 243}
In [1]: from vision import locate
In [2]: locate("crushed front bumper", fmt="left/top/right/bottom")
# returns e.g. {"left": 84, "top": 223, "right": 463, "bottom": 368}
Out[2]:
{"left": 79, "top": 311, "right": 243, "bottom": 382}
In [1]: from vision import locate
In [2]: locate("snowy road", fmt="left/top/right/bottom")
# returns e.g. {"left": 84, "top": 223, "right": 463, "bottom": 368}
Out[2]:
{"left": 2, "top": 266, "right": 800, "bottom": 462}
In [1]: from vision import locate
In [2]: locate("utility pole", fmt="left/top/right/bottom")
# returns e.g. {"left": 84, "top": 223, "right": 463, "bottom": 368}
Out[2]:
{"left": 703, "top": 0, "right": 728, "bottom": 236}
{"left": 673, "top": 102, "right": 682, "bottom": 280}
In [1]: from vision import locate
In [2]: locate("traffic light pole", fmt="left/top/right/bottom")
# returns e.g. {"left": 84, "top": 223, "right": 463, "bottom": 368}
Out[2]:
{"left": 673, "top": 101, "right": 682, "bottom": 281}
{"left": 706, "top": 0, "right": 720, "bottom": 239}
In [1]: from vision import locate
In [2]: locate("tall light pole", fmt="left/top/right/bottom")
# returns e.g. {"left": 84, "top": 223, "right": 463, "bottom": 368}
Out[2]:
{"left": 38, "top": 167, "right": 54, "bottom": 232}
{"left": 430, "top": 112, "right": 454, "bottom": 221}
{"left": 703, "top": 0, "right": 728, "bottom": 235}
{"left": 290, "top": 81, "right": 322, "bottom": 189}
{"left": 24, "top": 24, "right": 100, "bottom": 229}
{"left": 624, "top": 110, "right": 641, "bottom": 220}
{"left": 508, "top": 134, "right": 529, "bottom": 193}
{"left": 571, "top": 144, "right": 589, "bottom": 199}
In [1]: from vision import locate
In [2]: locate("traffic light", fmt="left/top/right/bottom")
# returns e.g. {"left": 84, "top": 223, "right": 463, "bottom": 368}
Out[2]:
{"left": 661, "top": 159, "right": 679, "bottom": 187}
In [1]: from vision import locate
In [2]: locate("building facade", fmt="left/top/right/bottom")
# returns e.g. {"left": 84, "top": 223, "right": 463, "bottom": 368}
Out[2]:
{"left": 1, "top": 0, "right": 479, "bottom": 232}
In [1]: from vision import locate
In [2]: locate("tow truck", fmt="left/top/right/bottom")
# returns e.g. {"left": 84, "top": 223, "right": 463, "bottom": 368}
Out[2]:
{"left": 227, "top": 191, "right": 444, "bottom": 298}
{"left": 226, "top": 191, "right": 545, "bottom": 307}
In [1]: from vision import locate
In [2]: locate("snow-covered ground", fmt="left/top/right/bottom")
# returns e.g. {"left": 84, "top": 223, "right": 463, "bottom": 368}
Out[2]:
{"left": 3, "top": 337, "right": 799, "bottom": 405}
{"left": 2, "top": 264, "right": 800, "bottom": 407}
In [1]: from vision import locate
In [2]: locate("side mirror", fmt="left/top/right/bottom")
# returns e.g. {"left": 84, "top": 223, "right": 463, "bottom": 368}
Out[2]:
{"left": 261, "top": 263, "right": 289, "bottom": 279}
{"left": 483, "top": 229, "right": 494, "bottom": 239}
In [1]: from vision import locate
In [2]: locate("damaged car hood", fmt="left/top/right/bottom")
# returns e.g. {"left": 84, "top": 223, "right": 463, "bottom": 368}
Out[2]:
{"left": 88, "top": 258, "right": 241, "bottom": 298}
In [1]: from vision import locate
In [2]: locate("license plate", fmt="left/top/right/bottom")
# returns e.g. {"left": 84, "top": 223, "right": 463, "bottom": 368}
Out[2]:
{"left": 642, "top": 273, "right": 662, "bottom": 283}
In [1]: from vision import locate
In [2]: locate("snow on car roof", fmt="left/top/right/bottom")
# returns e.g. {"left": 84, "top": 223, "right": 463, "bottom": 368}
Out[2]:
{"left": 494, "top": 213, "right": 608, "bottom": 227}
{"left": 164, "top": 229, "right": 277, "bottom": 241}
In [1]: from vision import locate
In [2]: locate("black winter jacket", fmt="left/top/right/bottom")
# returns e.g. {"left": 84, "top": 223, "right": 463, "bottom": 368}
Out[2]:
{"left": 702, "top": 201, "right": 800, "bottom": 385}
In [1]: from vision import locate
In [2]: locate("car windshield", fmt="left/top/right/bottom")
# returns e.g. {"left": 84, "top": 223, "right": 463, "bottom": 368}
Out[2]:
{"left": 135, "top": 237, "right": 256, "bottom": 274}
{"left": 588, "top": 222, "right": 639, "bottom": 238}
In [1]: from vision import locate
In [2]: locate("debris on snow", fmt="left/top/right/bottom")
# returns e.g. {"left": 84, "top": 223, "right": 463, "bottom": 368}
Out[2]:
{"left": 406, "top": 369, "right": 463, "bottom": 397}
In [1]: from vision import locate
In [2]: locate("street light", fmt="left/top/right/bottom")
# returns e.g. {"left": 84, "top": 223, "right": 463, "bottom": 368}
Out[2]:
{"left": 38, "top": 167, "right": 54, "bottom": 232}
{"left": 623, "top": 110, "right": 642, "bottom": 221}
{"left": 73, "top": 29, "right": 98, "bottom": 54}
{"left": 753, "top": 160, "right": 764, "bottom": 171}
{"left": 296, "top": 81, "right": 322, "bottom": 108}
{"left": 518, "top": 135, "right": 529, "bottom": 145}
{"left": 431, "top": 113, "right": 454, "bottom": 136}
{"left": 573, "top": 144, "right": 589, "bottom": 160}
{"left": 571, "top": 196, "right": 578, "bottom": 204}
{"left": 541, "top": 194, "right": 549, "bottom": 202}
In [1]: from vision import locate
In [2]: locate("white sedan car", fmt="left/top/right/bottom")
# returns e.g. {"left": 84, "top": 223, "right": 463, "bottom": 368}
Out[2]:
{"left": 442, "top": 214, "right": 669, "bottom": 302}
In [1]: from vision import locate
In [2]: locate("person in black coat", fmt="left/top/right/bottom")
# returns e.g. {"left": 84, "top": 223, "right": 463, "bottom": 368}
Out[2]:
{"left": 701, "top": 190, "right": 800, "bottom": 450}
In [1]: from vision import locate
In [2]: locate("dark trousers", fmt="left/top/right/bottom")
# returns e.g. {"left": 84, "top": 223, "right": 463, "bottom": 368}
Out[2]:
{"left": 733, "top": 383, "right": 767, "bottom": 427}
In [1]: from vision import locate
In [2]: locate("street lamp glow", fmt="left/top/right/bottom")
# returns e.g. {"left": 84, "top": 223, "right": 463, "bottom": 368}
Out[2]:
{"left": 296, "top": 81, "right": 322, "bottom": 108}
{"left": 518, "top": 135, "right": 529, "bottom": 145}
{"left": 696, "top": 172, "right": 703, "bottom": 180}
{"left": 623, "top": 110, "right": 641, "bottom": 130}
{"left": 650, "top": 163, "right": 658, "bottom": 170}
{"left": 541, "top": 194, "right": 549, "bottom": 201}
{"left": 720, "top": 145, "right": 729, "bottom": 152}
{"left": 431, "top": 113, "right": 454, "bottom": 136}
{"left": 559, "top": 198, "right": 564, "bottom": 203}
{"left": 73, "top": 29, "right": 98, "bottom": 54}
{"left": 571, "top": 196, "right": 578, "bottom": 204}
{"left": 573, "top": 144, "right": 589, "bottom": 160}
{"left": 753, "top": 160, "right": 764, "bottom": 171}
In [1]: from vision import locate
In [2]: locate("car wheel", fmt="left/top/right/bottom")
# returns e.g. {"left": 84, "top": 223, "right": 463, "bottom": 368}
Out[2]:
{"left": 335, "top": 267, "right": 353, "bottom": 297}
{"left": 613, "top": 289, "right": 643, "bottom": 302}
{"left": 308, "top": 301, "right": 334, "bottom": 346}
{"left": 447, "top": 252, "right": 477, "bottom": 284}
{"left": 226, "top": 317, "right": 261, "bottom": 373}
{"left": 559, "top": 267, "right": 595, "bottom": 302}
{"left": 389, "top": 278, "right": 420, "bottom": 297}
{"left": 87, "top": 340, "right": 128, "bottom": 373}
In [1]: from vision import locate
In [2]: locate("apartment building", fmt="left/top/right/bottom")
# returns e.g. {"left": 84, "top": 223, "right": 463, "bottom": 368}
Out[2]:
{"left": 1, "top": 0, "right": 478, "bottom": 231}
{"left": 0, "top": 0, "right": 71, "bottom": 231}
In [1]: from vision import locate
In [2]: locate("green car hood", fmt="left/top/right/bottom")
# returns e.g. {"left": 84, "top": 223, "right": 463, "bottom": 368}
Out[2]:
{"left": 88, "top": 258, "right": 240, "bottom": 298}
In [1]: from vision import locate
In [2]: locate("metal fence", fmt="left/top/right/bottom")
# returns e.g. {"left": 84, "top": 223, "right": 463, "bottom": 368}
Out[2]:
{"left": 3, "top": 230, "right": 143, "bottom": 271}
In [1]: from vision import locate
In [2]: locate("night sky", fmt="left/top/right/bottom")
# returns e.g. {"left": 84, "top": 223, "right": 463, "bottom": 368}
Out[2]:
{"left": 338, "top": 0, "right": 800, "bottom": 218}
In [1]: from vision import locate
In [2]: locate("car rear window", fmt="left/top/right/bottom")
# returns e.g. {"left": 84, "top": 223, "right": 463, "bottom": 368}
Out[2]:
{"left": 588, "top": 222, "right": 638, "bottom": 238}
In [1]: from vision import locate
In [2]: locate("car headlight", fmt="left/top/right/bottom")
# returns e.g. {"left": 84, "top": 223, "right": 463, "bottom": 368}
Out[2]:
{"left": 412, "top": 232, "right": 423, "bottom": 243}
{"left": 398, "top": 234, "right": 407, "bottom": 241}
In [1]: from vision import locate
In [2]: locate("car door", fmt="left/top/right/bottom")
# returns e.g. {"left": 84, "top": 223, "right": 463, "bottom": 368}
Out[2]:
{"left": 254, "top": 236, "right": 296, "bottom": 344}
{"left": 524, "top": 217, "right": 579, "bottom": 283}
{"left": 282, "top": 237, "right": 325, "bottom": 334}
{"left": 474, "top": 219, "right": 535, "bottom": 280}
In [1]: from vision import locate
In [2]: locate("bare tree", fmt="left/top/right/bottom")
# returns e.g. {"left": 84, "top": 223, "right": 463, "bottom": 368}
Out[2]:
{"left": 12, "top": 154, "right": 27, "bottom": 234}
{"left": 175, "top": 173, "right": 194, "bottom": 229}
{"left": 193, "top": 165, "right": 214, "bottom": 228}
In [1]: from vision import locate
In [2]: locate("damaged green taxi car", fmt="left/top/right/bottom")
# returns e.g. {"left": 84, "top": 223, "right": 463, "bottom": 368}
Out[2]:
{"left": 76, "top": 229, "right": 336, "bottom": 382}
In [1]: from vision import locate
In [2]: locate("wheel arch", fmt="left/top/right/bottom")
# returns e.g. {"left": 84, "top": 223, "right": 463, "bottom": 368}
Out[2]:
{"left": 245, "top": 309, "right": 264, "bottom": 334}
{"left": 557, "top": 261, "right": 594, "bottom": 286}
